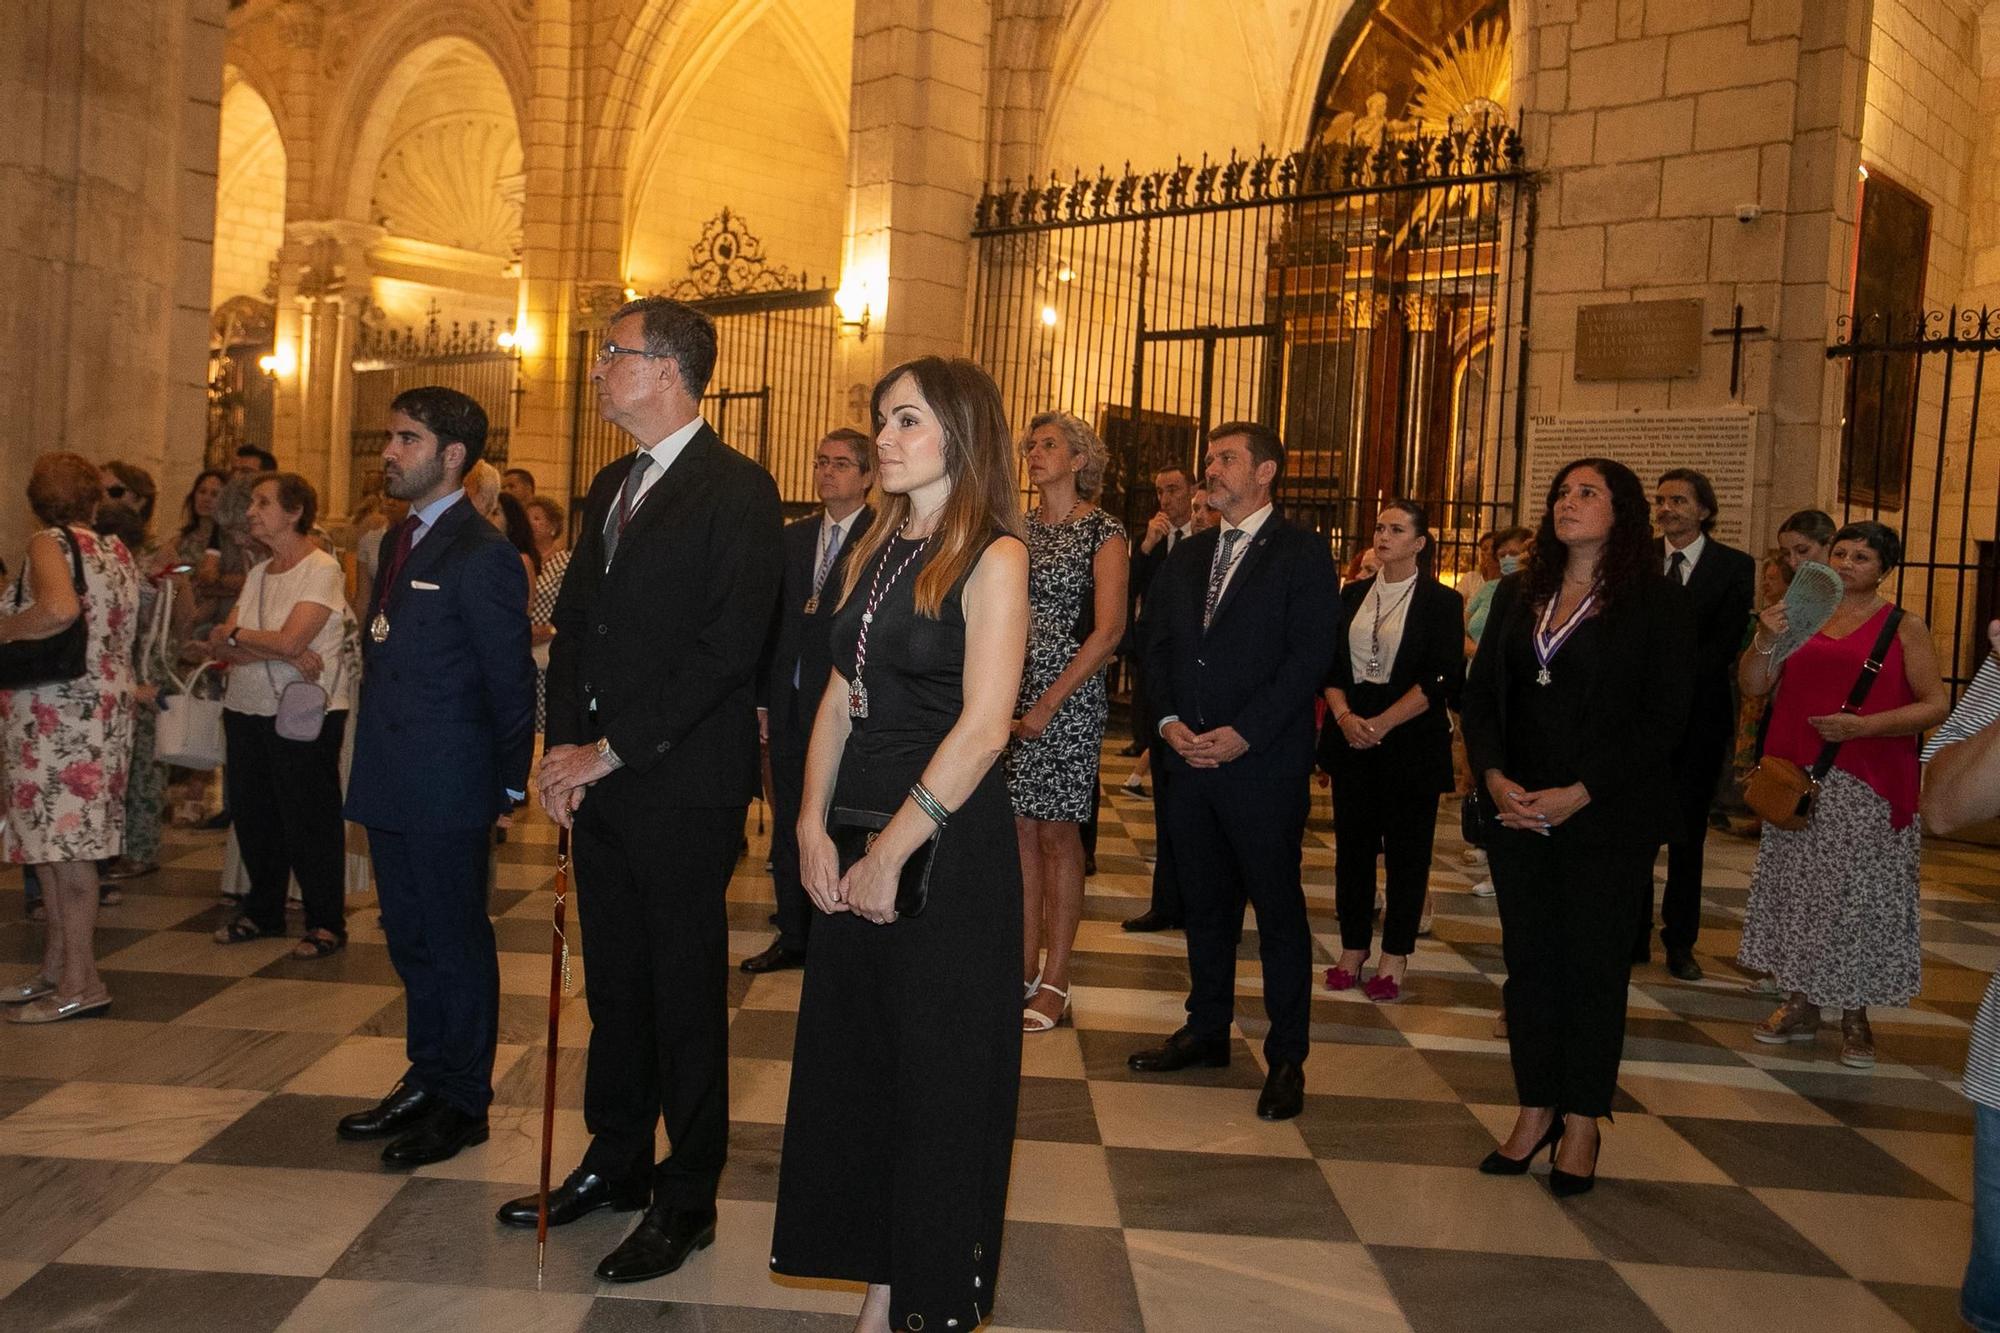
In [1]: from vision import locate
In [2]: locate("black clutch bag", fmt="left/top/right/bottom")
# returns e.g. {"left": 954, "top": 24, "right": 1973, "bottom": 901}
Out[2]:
{"left": 0, "top": 532, "right": 88, "bottom": 690}
{"left": 828, "top": 806, "right": 937, "bottom": 917}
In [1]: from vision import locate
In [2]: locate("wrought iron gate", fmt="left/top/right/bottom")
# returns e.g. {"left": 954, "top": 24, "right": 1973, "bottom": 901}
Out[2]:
{"left": 1828, "top": 307, "right": 2000, "bottom": 698}
{"left": 970, "top": 120, "right": 1535, "bottom": 576}
{"left": 350, "top": 310, "right": 518, "bottom": 511}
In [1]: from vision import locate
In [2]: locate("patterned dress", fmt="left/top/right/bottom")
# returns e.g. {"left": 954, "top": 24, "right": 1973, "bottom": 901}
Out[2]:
{"left": 1006, "top": 506, "right": 1125, "bottom": 821}
{"left": 529, "top": 547, "right": 570, "bottom": 732}
{"left": 121, "top": 542, "right": 170, "bottom": 864}
{"left": 0, "top": 526, "right": 139, "bottom": 863}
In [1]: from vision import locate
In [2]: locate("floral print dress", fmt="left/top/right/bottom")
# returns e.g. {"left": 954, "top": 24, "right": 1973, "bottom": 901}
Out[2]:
{"left": 0, "top": 526, "right": 138, "bottom": 863}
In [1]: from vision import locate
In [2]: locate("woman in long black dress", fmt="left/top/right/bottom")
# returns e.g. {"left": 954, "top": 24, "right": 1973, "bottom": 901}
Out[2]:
{"left": 773, "top": 356, "right": 1028, "bottom": 1333}
{"left": 1461, "top": 458, "right": 1693, "bottom": 1196}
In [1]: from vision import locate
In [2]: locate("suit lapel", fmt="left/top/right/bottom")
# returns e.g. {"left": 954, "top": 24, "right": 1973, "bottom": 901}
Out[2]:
{"left": 372, "top": 497, "right": 475, "bottom": 623}
{"left": 606, "top": 427, "right": 720, "bottom": 571}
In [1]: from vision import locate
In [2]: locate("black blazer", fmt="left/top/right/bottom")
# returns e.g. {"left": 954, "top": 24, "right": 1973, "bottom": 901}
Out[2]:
{"left": 1317, "top": 575, "right": 1465, "bottom": 790}
{"left": 1462, "top": 571, "right": 1696, "bottom": 848}
{"left": 345, "top": 496, "right": 536, "bottom": 832}
{"left": 756, "top": 505, "right": 875, "bottom": 738}
{"left": 1139, "top": 512, "right": 1343, "bottom": 784}
{"left": 1658, "top": 535, "right": 1756, "bottom": 739}
{"left": 546, "top": 425, "right": 784, "bottom": 807}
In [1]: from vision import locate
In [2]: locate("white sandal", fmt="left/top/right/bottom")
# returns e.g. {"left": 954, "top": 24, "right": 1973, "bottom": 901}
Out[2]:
{"left": 1022, "top": 982, "right": 1070, "bottom": 1033}
{"left": 1023, "top": 969, "right": 1042, "bottom": 1002}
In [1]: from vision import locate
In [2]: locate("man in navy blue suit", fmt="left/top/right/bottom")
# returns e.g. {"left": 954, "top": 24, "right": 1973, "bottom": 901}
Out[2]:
{"left": 338, "top": 386, "right": 536, "bottom": 1167}
{"left": 1129, "top": 422, "right": 1341, "bottom": 1123}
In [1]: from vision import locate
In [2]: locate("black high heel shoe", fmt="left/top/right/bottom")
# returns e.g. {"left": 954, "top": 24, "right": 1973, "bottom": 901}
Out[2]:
{"left": 1548, "top": 1119, "right": 1603, "bottom": 1198}
{"left": 1478, "top": 1114, "right": 1564, "bottom": 1175}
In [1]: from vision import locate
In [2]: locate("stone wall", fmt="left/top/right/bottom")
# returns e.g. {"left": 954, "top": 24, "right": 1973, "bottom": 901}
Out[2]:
{"left": 0, "top": 0, "right": 224, "bottom": 561}
{"left": 212, "top": 78, "right": 286, "bottom": 308}
{"left": 1512, "top": 0, "right": 1871, "bottom": 547}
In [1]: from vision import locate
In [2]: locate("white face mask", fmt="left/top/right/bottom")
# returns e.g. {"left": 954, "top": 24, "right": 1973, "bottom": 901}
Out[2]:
{"left": 1498, "top": 554, "right": 1523, "bottom": 576}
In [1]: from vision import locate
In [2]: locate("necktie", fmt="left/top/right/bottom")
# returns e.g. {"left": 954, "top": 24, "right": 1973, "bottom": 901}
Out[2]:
{"left": 1167, "top": 528, "right": 1179, "bottom": 556}
{"left": 814, "top": 520, "right": 844, "bottom": 596}
{"left": 1669, "top": 550, "right": 1687, "bottom": 584}
{"left": 376, "top": 516, "right": 419, "bottom": 612}
{"left": 602, "top": 451, "right": 655, "bottom": 568}
{"left": 1203, "top": 528, "right": 1244, "bottom": 630}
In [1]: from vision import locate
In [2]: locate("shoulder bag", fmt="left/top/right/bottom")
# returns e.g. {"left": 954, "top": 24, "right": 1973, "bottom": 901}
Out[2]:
{"left": 259, "top": 563, "right": 329, "bottom": 743}
{"left": 827, "top": 806, "right": 936, "bottom": 917}
{"left": 1742, "top": 607, "right": 1904, "bottom": 831}
{"left": 0, "top": 530, "right": 89, "bottom": 689}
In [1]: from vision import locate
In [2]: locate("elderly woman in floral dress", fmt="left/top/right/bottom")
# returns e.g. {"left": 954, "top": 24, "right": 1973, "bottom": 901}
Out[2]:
{"left": 0, "top": 453, "right": 137, "bottom": 1023}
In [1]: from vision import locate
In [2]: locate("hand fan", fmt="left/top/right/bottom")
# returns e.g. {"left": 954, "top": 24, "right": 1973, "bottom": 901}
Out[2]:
{"left": 1770, "top": 560, "right": 1842, "bottom": 665}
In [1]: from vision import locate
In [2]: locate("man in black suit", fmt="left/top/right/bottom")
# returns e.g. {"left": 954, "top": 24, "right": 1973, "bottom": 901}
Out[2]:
{"left": 741, "top": 427, "right": 875, "bottom": 974}
{"left": 338, "top": 387, "right": 536, "bottom": 1167}
{"left": 1123, "top": 465, "right": 1196, "bottom": 932}
{"left": 1128, "top": 423, "right": 1341, "bottom": 1122}
{"left": 505, "top": 297, "right": 783, "bottom": 1283}
{"left": 1647, "top": 467, "right": 1755, "bottom": 980}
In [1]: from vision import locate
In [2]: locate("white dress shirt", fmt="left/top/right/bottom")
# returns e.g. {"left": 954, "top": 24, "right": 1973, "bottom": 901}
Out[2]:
{"left": 628, "top": 414, "right": 707, "bottom": 512}
{"left": 1209, "top": 502, "right": 1273, "bottom": 605}
{"left": 1349, "top": 570, "right": 1419, "bottom": 684}
{"left": 1663, "top": 532, "right": 1706, "bottom": 583}
{"left": 816, "top": 508, "right": 861, "bottom": 590}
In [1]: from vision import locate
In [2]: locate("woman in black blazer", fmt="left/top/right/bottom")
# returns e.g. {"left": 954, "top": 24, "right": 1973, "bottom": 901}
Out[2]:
{"left": 1461, "top": 457, "right": 1694, "bottom": 1197}
{"left": 1319, "top": 499, "right": 1464, "bottom": 1003}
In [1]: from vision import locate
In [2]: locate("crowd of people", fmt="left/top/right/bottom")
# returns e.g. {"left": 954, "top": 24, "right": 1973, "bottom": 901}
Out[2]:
{"left": 2, "top": 292, "right": 1996, "bottom": 1330}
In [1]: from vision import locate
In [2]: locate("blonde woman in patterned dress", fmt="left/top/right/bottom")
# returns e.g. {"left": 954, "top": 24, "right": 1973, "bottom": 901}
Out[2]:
{"left": 1007, "top": 412, "right": 1128, "bottom": 1032}
{"left": 0, "top": 454, "right": 138, "bottom": 1023}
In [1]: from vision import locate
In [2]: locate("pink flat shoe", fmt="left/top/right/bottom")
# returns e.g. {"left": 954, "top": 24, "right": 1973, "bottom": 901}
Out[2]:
{"left": 1324, "top": 965, "right": 1360, "bottom": 992}
{"left": 1363, "top": 974, "right": 1403, "bottom": 1004}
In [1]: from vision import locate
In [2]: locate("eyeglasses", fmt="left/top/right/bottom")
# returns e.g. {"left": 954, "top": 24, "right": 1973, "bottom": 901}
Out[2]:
{"left": 594, "top": 340, "right": 656, "bottom": 364}
{"left": 105, "top": 485, "right": 128, "bottom": 499}
{"left": 814, "top": 457, "right": 860, "bottom": 472}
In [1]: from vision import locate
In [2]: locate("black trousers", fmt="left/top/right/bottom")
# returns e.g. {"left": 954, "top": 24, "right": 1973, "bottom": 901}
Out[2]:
{"left": 1655, "top": 720, "right": 1731, "bottom": 953}
{"left": 1332, "top": 766, "right": 1437, "bottom": 957}
{"left": 1167, "top": 768, "right": 1312, "bottom": 1064}
{"left": 1142, "top": 741, "right": 1184, "bottom": 921}
{"left": 767, "top": 715, "right": 812, "bottom": 952}
{"left": 369, "top": 826, "right": 498, "bottom": 1116}
{"left": 573, "top": 788, "right": 740, "bottom": 1210}
{"left": 223, "top": 708, "right": 347, "bottom": 938}
{"left": 1492, "top": 830, "right": 1653, "bottom": 1117}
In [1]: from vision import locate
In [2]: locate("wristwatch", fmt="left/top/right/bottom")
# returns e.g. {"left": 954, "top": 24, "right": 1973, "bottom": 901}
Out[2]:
{"left": 594, "top": 735, "right": 624, "bottom": 771}
{"left": 226, "top": 626, "right": 241, "bottom": 648}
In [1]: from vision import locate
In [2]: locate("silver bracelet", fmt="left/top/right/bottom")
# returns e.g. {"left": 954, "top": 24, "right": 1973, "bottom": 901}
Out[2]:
{"left": 910, "top": 781, "right": 951, "bottom": 829}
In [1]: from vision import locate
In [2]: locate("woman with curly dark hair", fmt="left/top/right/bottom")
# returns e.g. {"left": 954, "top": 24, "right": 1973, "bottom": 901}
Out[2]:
{"left": 1461, "top": 457, "right": 1695, "bottom": 1195}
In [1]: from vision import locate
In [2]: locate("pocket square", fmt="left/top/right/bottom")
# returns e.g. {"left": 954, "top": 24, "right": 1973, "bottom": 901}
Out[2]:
{"left": 411, "top": 580, "right": 441, "bottom": 590}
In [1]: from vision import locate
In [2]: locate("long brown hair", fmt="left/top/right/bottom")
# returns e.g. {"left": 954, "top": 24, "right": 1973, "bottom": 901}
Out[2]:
{"left": 838, "top": 356, "right": 1024, "bottom": 617}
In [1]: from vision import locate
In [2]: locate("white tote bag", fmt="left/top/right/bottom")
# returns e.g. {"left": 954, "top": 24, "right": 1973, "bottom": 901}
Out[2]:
{"left": 155, "top": 661, "right": 225, "bottom": 768}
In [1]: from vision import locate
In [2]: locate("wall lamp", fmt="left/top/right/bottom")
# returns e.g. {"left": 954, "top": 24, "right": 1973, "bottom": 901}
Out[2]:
{"left": 835, "top": 283, "right": 872, "bottom": 341}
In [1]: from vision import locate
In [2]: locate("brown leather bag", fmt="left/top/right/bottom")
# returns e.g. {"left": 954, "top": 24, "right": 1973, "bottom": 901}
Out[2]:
{"left": 1744, "top": 607, "right": 1903, "bottom": 833}
{"left": 1743, "top": 755, "right": 1816, "bottom": 830}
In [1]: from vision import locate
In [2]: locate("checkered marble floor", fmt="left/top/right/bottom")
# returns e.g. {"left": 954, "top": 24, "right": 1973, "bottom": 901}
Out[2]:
{"left": 0, "top": 744, "right": 1992, "bottom": 1332}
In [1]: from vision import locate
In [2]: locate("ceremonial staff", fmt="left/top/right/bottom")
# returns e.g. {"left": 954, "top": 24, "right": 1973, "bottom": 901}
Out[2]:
{"left": 536, "top": 825, "right": 573, "bottom": 1288}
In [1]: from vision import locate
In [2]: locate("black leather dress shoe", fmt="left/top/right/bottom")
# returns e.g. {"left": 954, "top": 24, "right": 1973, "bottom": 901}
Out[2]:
{"left": 1666, "top": 949, "right": 1705, "bottom": 982}
{"left": 337, "top": 1082, "right": 436, "bottom": 1141}
{"left": 1118, "top": 740, "right": 1145, "bottom": 757}
{"left": 1121, "top": 909, "right": 1182, "bottom": 934}
{"left": 739, "top": 941, "right": 806, "bottom": 974}
{"left": 497, "top": 1168, "right": 650, "bottom": 1228}
{"left": 381, "top": 1104, "right": 487, "bottom": 1167}
{"left": 1128, "top": 1027, "right": 1231, "bottom": 1073}
{"left": 595, "top": 1206, "right": 718, "bottom": 1283}
{"left": 1256, "top": 1060, "right": 1306, "bottom": 1121}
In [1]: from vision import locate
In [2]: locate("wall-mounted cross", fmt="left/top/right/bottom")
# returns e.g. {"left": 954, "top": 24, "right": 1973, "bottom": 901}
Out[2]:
{"left": 1710, "top": 303, "right": 1770, "bottom": 398}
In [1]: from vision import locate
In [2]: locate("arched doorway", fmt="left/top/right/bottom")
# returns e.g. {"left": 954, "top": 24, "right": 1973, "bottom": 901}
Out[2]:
{"left": 209, "top": 72, "right": 287, "bottom": 466}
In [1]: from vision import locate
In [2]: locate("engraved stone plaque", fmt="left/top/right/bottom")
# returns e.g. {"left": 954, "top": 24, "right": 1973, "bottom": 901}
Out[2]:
{"left": 1574, "top": 299, "right": 1703, "bottom": 380}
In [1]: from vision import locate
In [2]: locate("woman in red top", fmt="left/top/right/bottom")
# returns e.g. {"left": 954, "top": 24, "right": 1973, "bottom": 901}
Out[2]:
{"left": 1737, "top": 521, "right": 1948, "bottom": 1067}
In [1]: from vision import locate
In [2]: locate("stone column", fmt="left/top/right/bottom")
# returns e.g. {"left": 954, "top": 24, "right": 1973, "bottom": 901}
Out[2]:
{"left": 0, "top": 0, "right": 226, "bottom": 557}
{"left": 841, "top": 0, "right": 993, "bottom": 392}
{"left": 272, "top": 219, "right": 380, "bottom": 506}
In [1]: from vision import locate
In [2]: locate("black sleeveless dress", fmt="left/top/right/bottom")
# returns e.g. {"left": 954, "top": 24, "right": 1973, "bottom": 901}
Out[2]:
{"left": 771, "top": 532, "right": 1023, "bottom": 1332}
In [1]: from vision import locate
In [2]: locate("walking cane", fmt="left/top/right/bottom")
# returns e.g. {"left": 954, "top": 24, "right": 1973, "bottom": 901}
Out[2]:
{"left": 536, "top": 825, "right": 573, "bottom": 1289}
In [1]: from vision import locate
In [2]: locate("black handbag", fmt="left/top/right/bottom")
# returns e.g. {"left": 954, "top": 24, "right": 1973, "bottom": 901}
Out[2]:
{"left": 0, "top": 532, "right": 89, "bottom": 689}
{"left": 828, "top": 806, "right": 937, "bottom": 917}
{"left": 1460, "top": 791, "right": 1488, "bottom": 847}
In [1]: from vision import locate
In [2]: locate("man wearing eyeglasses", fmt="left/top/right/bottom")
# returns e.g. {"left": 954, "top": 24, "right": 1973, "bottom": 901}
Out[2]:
{"left": 508, "top": 297, "right": 783, "bottom": 1283}
{"left": 742, "top": 428, "right": 875, "bottom": 975}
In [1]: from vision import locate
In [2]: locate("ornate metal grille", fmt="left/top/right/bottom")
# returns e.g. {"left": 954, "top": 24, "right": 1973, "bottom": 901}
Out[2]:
{"left": 349, "top": 303, "right": 519, "bottom": 509}
{"left": 970, "top": 119, "right": 1536, "bottom": 579}
{"left": 1828, "top": 307, "right": 2000, "bottom": 697}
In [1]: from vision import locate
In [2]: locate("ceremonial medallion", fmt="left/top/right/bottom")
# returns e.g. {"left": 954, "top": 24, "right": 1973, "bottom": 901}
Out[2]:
{"left": 370, "top": 610, "right": 390, "bottom": 644}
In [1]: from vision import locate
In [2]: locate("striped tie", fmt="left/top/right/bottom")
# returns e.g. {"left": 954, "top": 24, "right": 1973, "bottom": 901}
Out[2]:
{"left": 1203, "top": 528, "right": 1244, "bottom": 630}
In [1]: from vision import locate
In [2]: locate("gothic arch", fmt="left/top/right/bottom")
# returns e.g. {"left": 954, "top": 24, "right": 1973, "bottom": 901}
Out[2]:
{"left": 314, "top": 0, "right": 532, "bottom": 224}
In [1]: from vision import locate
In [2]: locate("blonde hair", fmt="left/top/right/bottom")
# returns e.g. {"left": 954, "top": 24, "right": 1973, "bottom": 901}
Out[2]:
{"left": 1020, "top": 411, "right": 1109, "bottom": 500}
{"left": 465, "top": 460, "right": 502, "bottom": 518}
{"left": 839, "top": 357, "right": 1024, "bottom": 618}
